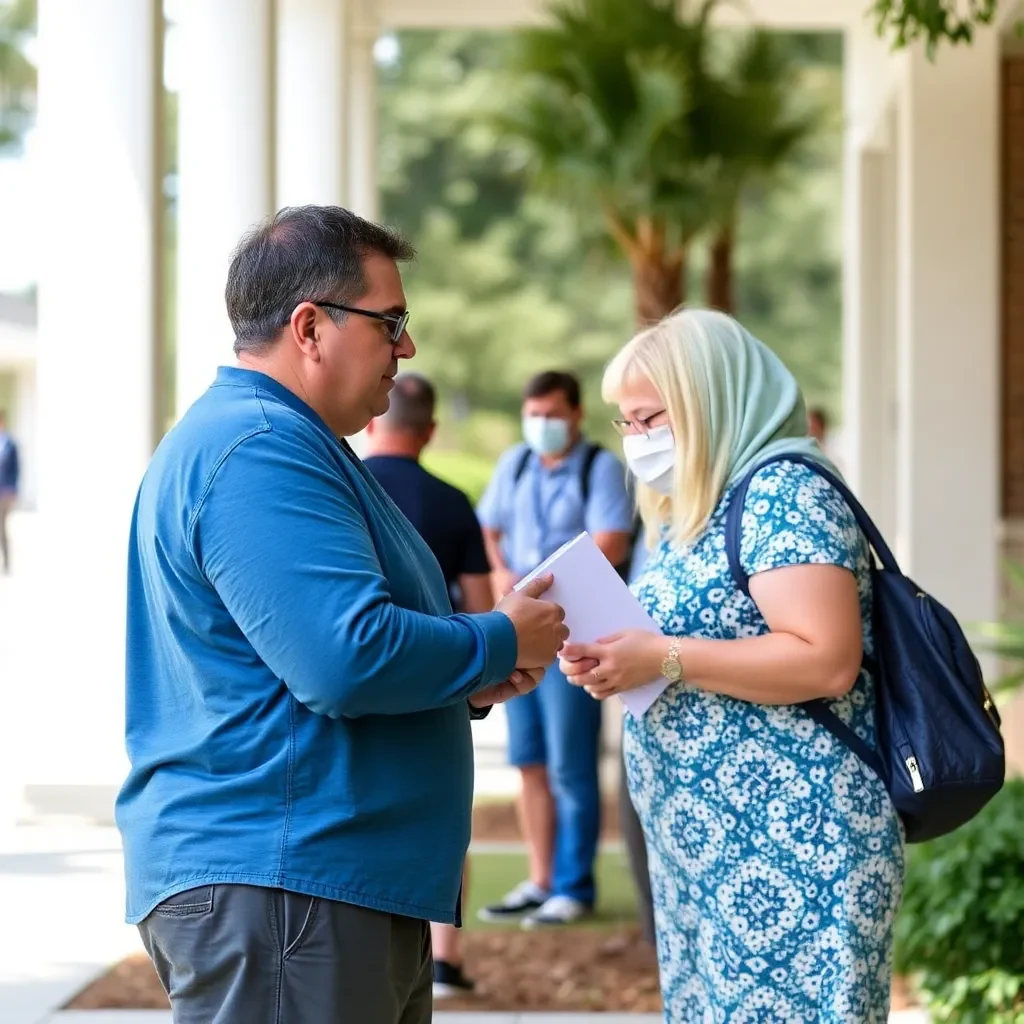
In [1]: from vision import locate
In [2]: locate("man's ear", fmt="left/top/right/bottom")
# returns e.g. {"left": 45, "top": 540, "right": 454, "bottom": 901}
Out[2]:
{"left": 288, "top": 302, "right": 321, "bottom": 360}
{"left": 425, "top": 422, "right": 437, "bottom": 444}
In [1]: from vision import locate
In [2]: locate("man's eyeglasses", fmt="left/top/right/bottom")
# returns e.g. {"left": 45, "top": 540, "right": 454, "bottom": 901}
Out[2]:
{"left": 312, "top": 301, "right": 410, "bottom": 343}
{"left": 612, "top": 411, "right": 666, "bottom": 437}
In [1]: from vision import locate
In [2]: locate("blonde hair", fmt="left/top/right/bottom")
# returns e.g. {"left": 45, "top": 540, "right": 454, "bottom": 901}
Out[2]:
{"left": 602, "top": 309, "right": 733, "bottom": 549}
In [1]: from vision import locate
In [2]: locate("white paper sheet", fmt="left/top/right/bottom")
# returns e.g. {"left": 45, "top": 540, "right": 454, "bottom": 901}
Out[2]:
{"left": 514, "top": 532, "right": 668, "bottom": 717}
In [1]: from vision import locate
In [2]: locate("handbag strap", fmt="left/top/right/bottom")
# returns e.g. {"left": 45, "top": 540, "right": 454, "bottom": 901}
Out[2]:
{"left": 723, "top": 452, "right": 888, "bottom": 784}
{"left": 724, "top": 453, "right": 899, "bottom": 599}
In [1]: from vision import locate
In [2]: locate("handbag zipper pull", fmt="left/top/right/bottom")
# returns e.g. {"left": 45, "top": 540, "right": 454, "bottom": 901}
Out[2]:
{"left": 905, "top": 755, "right": 924, "bottom": 793}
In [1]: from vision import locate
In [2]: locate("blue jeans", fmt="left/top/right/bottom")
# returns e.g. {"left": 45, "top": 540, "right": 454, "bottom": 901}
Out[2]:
{"left": 505, "top": 663, "right": 603, "bottom": 905}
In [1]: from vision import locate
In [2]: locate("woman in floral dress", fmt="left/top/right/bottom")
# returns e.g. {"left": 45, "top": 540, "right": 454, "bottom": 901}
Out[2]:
{"left": 560, "top": 309, "right": 904, "bottom": 1023}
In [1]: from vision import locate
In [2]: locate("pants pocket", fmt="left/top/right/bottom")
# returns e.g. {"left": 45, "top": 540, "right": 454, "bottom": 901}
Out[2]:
{"left": 278, "top": 892, "right": 319, "bottom": 960}
{"left": 150, "top": 886, "right": 214, "bottom": 919}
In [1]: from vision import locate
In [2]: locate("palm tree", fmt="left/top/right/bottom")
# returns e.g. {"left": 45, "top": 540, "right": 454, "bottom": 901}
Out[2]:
{"left": 699, "top": 31, "right": 821, "bottom": 313}
{"left": 493, "top": 0, "right": 819, "bottom": 326}
{"left": 494, "top": 0, "right": 721, "bottom": 325}
{"left": 0, "top": 0, "right": 35, "bottom": 152}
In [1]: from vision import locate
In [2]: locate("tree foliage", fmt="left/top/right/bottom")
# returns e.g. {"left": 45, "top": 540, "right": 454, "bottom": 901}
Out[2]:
{"left": 487, "top": 0, "right": 821, "bottom": 324}
{"left": 378, "top": 29, "right": 843, "bottom": 457}
{"left": 871, "top": 0, "right": 1001, "bottom": 57}
{"left": 0, "top": 0, "right": 35, "bottom": 152}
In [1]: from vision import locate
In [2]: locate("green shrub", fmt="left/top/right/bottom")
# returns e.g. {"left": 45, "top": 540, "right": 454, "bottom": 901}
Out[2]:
{"left": 895, "top": 778, "right": 1024, "bottom": 1023}
{"left": 421, "top": 449, "right": 497, "bottom": 505}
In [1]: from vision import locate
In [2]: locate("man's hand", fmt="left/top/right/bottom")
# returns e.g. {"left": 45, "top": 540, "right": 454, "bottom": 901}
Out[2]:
{"left": 469, "top": 667, "right": 545, "bottom": 709}
{"left": 496, "top": 574, "right": 568, "bottom": 668}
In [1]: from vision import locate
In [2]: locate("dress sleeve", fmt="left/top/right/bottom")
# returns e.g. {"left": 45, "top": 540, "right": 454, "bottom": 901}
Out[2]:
{"left": 738, "top": 461, "right": 864, "bottom": 580}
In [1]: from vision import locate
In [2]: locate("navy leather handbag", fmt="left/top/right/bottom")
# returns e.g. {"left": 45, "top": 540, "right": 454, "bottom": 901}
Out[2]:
{"left": 724, "top": 454, "right": 1005, "bottom": 844}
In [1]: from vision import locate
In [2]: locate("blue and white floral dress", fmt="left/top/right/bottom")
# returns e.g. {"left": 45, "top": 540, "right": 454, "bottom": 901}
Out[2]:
{"left": 626, "top": 460, "right": 904, "bottom": 1024}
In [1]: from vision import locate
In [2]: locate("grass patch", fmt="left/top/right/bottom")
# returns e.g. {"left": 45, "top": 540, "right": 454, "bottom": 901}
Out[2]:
{"left": 465, "top": 850, "right": 639, "bottom": 930}
{"left": 421, "top": 449, "right": 496, "bottom": 505}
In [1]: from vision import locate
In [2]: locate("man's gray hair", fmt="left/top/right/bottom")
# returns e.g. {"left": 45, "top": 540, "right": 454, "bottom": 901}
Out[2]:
{"left": 378, "top": 373, "right": 436, "bottom": 433}
{"left": 225, "top": 205, "right": 416, "bottom": 353}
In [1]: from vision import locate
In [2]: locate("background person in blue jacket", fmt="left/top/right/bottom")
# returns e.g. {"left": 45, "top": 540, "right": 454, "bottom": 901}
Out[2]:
{"left": 0, "top": 409, "right": 19, "bottom": 574}
{"left": 115, "top": 205, "right": 568, "bottom": 1024}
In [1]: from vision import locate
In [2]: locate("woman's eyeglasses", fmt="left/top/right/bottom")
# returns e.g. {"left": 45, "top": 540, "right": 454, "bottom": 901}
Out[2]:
{"left": 612, "top": 411, "right": 666, "bottom": 437}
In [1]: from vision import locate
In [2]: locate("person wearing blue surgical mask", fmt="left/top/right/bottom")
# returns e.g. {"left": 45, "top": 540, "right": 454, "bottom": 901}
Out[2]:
{"left": 476, "top": 370, "right": 636, "bottom": 930}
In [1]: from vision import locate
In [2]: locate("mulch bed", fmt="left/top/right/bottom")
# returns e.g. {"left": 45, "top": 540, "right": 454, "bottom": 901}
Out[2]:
{"left": 65, "top": 927, "right": 662, "bottom": 1012}
{"left": 65, "top": 932, "right": 918, "bottom": 1014}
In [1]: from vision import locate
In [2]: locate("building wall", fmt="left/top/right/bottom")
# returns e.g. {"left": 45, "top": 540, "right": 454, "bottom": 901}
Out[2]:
{"left": 1002, "top": 57, "right": 1024, "bottom": 519}
{"left": 998, "top": 55, "right": 1024, "bottom": 774}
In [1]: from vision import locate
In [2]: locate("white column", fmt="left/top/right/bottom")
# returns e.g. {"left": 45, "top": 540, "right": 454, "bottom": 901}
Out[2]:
{"left": 175, "top": 0, "right": 275, "bottom": 415}
{"left": 841, "top": 27, "right": 897, "bottom": 534}
{"left": 344, "top": 9, "right": 379, "bottom": 457}
{"left": 28, "top": 0, "right": 162, "bottom": 792}
{"left": 276, "top": 0, "right": 348, "bottom": 208}
{"left": 894, "top": 32, "right": 999, "bottom": 625}
{"left": 347, "top": 18, "right": 379, "bottom": 221}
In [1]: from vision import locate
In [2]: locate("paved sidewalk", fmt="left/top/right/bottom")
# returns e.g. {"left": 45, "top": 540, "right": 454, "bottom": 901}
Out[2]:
{"left": 0, "top": 826, "right": 141, "bottom": 1024}
{"left": 46, "top": 1011, "right": 929, "bottom": 1023}
{"left": 48, "top": 1014, "right": 663, "bottom": 1023}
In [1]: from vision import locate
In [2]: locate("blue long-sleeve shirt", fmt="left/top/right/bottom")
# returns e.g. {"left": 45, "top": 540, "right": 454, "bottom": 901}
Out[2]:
{"left": 116, "top": 366, "right": 518, "bottom": 925}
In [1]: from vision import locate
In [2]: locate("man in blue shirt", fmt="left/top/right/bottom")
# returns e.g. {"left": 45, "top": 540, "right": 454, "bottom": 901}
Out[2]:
{"left": 477, "top": 371, "right": 634, "bottom": 928}
{"left": 363, "top": 371, "right": 491, "bottom": 1000}
{"left": 0, "top": 409, "right": 19, "bottom": 574}
{"left": 117, "top": 205, "right": 569, "bottom": 1024}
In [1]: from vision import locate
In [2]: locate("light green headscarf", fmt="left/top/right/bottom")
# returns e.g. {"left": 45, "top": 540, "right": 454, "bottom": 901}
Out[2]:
{"left": 685, "top": 309, "right": 842, "bottom": 488}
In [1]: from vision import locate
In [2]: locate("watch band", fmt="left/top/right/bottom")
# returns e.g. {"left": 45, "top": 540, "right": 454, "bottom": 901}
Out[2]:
{"left": 661, "top": 636, "right": 683, "bottom": 682}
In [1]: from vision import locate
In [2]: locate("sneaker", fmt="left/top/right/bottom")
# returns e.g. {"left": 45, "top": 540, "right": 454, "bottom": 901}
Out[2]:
{"left": 521, "top": 894, "right": 591, "bottom": 929}
{"left": 477, "top": 880, "right": 550, "bottom": 923}
{"left": 432, "top": 959, "right": 475, "bottom": 999}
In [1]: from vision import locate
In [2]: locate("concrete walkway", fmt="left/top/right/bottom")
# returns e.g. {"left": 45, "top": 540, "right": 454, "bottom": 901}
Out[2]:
{"left": 47, "top": 1014, "right": 665, "bottom": 1023}
{"left": 45, "top": 1011, "right": 929, "bottom": 1022}
{"left": 0, "top": 826, "right": 141, "bottom": 1024}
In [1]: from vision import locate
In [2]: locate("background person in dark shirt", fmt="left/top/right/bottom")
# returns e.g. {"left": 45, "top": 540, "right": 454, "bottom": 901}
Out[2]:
{"left": 363, "top": 372, "right": 492, "bottom": 999}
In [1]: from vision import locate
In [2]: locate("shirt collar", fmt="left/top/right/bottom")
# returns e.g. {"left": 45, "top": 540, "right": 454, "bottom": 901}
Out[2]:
{"left": 214, "top": 366, "right": 352, "bottom": 454}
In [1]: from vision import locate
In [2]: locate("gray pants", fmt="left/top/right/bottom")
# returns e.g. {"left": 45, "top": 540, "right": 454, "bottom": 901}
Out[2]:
{"left": 0, "top": 495, "right": 12, "bottom": 572}
{"left": 620, "top": 741, "right": 655, "bottom": 945}
{"left": 139, "top": 884, "right": 433, "bottom": 1024}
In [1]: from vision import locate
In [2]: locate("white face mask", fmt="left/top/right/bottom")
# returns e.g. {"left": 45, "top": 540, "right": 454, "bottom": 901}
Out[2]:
{"left": 522, "top": 415, "right": 570, "bottom": 457}
{"left": 622, "top": 426, "right": 675, "bottom": 496}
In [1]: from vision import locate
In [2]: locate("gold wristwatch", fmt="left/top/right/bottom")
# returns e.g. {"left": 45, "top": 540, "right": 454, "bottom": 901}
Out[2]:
{"left": 660, "top": 637, "right": 683, "bottom": 683}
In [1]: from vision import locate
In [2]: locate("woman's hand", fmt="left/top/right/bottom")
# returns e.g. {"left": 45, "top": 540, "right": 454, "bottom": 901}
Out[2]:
{"left": 559, "top": 630, "right": 665, "bottom": 701}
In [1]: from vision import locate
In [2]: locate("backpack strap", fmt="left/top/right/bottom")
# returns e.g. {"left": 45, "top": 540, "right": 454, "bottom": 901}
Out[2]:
{"left": 511, "top": 445, "right": 532, "bottom": 487}
{"left": 580, "top": 443, "right": 603, "bottom": 507}
{"left": 724, "top": 452, "right": 899, "bottom": 598}
{"left": 723, "top": 452, "right": 889, "bottom": 786}
{"left": 800, "top": 700, "right": 887, "bottom": 782}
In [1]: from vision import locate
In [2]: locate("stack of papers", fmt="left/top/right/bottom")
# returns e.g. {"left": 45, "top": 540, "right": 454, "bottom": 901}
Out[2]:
{"left": 514, "top": 532, "right": 668, "bottom": 716}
